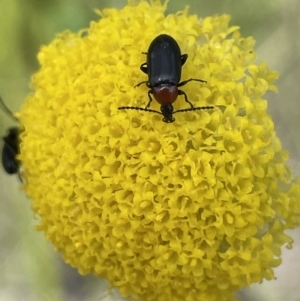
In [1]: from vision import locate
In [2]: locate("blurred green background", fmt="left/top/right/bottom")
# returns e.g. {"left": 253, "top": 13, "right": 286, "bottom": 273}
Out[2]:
{"left": 0, "top": 0, "right": 299, "bottom": 300}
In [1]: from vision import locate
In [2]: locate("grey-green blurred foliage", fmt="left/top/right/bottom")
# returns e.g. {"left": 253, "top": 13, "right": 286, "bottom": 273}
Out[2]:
{"left": 0, "top": 1, "right": 299, "bottom": 301}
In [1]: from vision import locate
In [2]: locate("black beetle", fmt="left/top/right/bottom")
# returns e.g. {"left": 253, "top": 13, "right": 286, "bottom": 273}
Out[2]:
{"left": 118, "top": 34, "right": 213, "bottom": 123}
{"left": 2, "top": 127, "right": 20, "bottom": 175}
{"left": 0, "top": 96, "right": 21, "bottom": 177}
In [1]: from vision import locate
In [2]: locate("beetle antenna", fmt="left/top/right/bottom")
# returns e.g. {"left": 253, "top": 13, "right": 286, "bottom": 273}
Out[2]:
{"left": 173, "top": 106, "right": 214, "bottom": 114}
{"left": 0, "top": 96, "right": 18, "bottom": 122}
{"left": 118, "top": 106, "right": 162, "bottom": 115}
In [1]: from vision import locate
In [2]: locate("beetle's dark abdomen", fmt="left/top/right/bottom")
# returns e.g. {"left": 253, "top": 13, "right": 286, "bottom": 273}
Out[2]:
{"left": 2, "top": 127, "right": 19, "bottom": 174}
{"left": 147, "top": 34, "right": 182, "bottom": 86}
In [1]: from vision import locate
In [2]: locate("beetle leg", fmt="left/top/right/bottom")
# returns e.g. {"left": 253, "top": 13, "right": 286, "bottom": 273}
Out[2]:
{"left": 134, "top": 81, "right": 148, "bottom": 88}
{"left": 145, "top": 90, "right": 154, "bottom": 109}
{"left": 140, "top": 62, "right": 148, "bottom": 74}
{"left": 180, "top": 54, "right": 188, "bottom": 66}
{"left": 177, "top": 78, "right": 207, "bottom": 87}
{"left": 17, "top": 172, "right": 23, "bottom": 183}
{"left": 178, "top": 90, "right": 194, "bottom": 108}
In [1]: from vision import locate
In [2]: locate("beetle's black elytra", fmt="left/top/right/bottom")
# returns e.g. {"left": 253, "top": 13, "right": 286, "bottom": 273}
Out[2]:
{"left": 118, "top": 34, "right": 213, "bottom": 123}
{"left": 2, "top": 127, "right": 20, "bottom": 175}
{"left": 0, "top": 96, "right": 21, "bottom": 177}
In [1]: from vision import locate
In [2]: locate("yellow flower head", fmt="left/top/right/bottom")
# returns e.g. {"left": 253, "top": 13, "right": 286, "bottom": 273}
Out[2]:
{"left": 18, "top": 1, "right": 300, "bottom": 301}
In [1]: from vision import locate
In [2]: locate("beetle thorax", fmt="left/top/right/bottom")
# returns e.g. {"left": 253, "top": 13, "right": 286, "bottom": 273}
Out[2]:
{"left": 152, "top": 85, "right": 178, "bottom": 105}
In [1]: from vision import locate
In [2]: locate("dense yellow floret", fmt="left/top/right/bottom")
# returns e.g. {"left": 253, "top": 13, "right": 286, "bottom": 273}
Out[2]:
{"left": 18, "top": 1, "right": 300, "bottom": 301}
